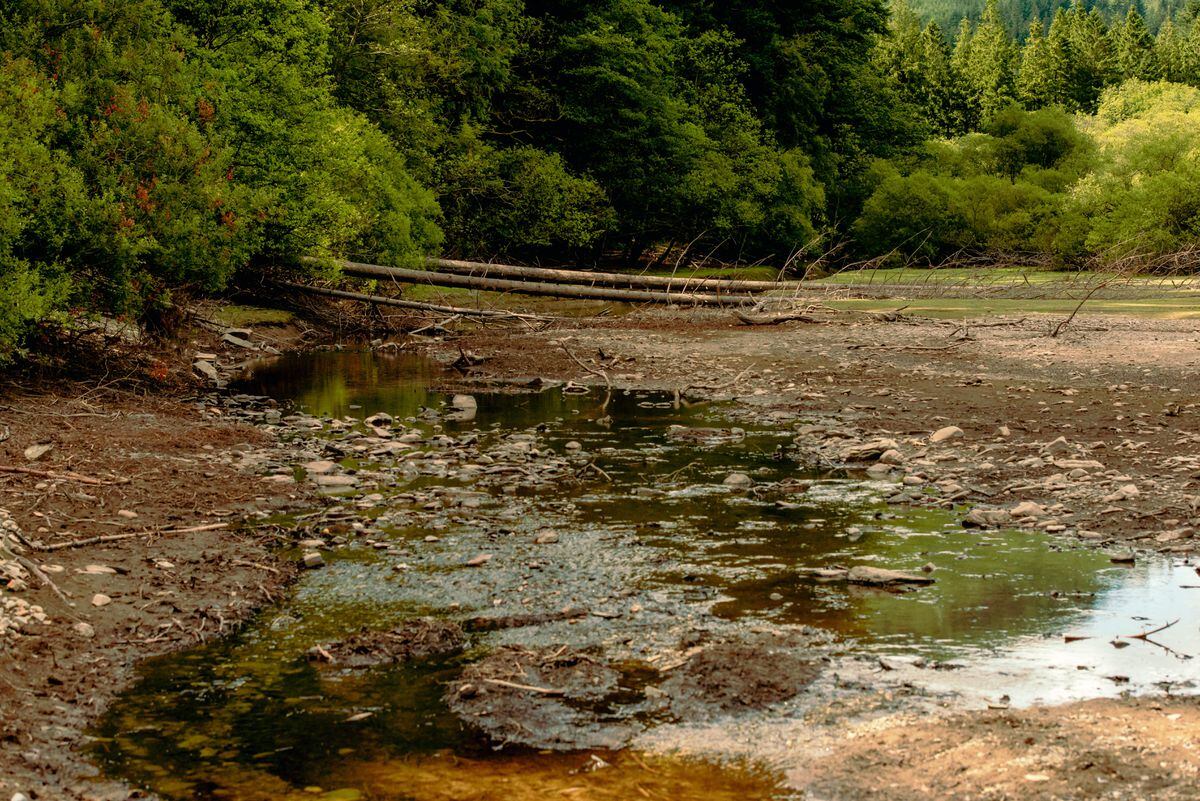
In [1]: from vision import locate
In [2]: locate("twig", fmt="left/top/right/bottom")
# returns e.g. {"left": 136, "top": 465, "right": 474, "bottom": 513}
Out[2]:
{"left": 1120, "top": 619, "right": 1179, "bottom": 640}
{"left": 0, "top": 465, "right": 126, "bottom": 486}
{"left": 483, "top": 678, "right": 565, "bottom": 696}
{"left": 36, "top": 522, "right": 229, "bottom": 551}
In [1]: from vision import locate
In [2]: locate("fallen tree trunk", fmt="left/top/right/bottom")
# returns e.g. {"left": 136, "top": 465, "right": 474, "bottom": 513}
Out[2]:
{"left": 276, "top": 281, "right": 555, "bottom": 320}
{"left": 320, "top": 259, "right": 765, "bottom": 307}
{"left": 425, "top": 257, "right": 802, "bottom": 293}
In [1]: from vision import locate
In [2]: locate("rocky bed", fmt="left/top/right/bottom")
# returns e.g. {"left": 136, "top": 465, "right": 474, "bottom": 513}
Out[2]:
{"left": 4, "top": 307, "right": 1200, "bottom": 801}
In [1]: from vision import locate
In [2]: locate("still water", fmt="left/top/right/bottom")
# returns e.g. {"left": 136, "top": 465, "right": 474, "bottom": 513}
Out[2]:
{"left": 91, "top": 350, "right": 1199, "bottom": 800}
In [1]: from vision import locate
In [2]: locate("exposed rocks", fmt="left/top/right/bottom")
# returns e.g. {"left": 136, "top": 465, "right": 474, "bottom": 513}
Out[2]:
{"left": 929, "top": 426, "right": 963, "bottom": 444}
{"left": 846, "top": 566, "right": 936, "bottom": 586}
{"left": 841, "top": 438, "right": 900, "bottom": 462}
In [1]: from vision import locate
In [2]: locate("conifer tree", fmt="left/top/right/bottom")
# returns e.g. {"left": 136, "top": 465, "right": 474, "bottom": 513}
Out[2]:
{"left": 1155, "top": 17, "right": 1188, "bottom": 82}
{"left": 959, "top": 0, "right": 1019, "bottom": 120}
{"left": 1018, "top": 19, "right": 1057, "bottom": 108}
{"left": 1113, "top": 5, "right": 1160, "bottom": 80}
{"left": 1063, "top": 2, "right": 1119, "bottom": 111}
{"left": 950, "top": 17, "right": 984, "bottom": 129}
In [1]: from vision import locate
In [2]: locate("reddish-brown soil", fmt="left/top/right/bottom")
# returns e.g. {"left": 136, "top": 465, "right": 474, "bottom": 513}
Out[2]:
{"left": 0, "top": 384, "right": 311, "bottom": 800}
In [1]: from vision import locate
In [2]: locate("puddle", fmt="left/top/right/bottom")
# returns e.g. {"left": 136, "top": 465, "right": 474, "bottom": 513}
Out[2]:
{"left": 92, "top": 350, "right": 1200, "bottom": 799}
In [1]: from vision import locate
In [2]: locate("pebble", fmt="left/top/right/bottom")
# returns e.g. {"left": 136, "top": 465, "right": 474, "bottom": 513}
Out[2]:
{"left": 91, "top": 594, "right": 112, "bottom": 607}
{"left": 23, "top": 443, "right": 54, "bottom": 462}
{"left": 466, "top": 554, "right": 493, "bottom": 567}
{"left": 193, "top": 360, "right": 220, "bottom": 381}
{"left": 929, "top": 426, "right": 963, "bottom": 444}
{"left": 723, "top": 472, "right": 753, "bottom": 487}
{"left": 302, "top": 552, "right": 325, "bottom": 569}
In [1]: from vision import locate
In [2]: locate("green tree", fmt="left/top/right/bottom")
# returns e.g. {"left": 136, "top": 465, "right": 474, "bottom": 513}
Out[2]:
{"left": 1113, "top": 5, "right": 1160, "bottom": 80}
{"left": 1018, "top": 19, "right": 1058, "bottom": 107}
{"left": 956, "top": 0, "right": 1018, "bottom": 121}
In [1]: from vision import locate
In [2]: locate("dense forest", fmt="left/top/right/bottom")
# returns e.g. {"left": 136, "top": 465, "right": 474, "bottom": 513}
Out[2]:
{"left": 2, "top": 0, "right": 1200, "bottom": 355}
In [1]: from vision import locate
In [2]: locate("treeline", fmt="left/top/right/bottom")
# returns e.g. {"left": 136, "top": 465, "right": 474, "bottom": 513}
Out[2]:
{"left": 1, "top": 0, "right": 924, "bottom": 355}
{"left": 882, "top": 0, "right": 1200, "bottom": 132}
{"left": 2, "top": 0, "right": 1199, "bottom": 357}
{"left": 856, "top": 0, "right": 1200, "bottom": 263}
{"left": 912, "top": 0, "right": 1181, "bottom": 41}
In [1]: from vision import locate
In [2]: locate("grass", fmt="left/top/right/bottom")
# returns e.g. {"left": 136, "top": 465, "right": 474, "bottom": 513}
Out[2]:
{"left": 823, "top": 296, "right": 1200, "bottom": 319}
{"left": 341, "top": 267, "right": 1200, "bottom": 321}
{"left": 211, "top": 304, "right": 296, "bottom": 326}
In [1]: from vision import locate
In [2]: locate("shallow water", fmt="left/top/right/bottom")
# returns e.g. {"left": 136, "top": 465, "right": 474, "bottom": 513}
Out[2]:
{"left": 92, "top": 349, "right": 1200, "bottom": 799}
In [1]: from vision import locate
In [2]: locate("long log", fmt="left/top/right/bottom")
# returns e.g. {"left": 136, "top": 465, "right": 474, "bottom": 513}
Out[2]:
{"left": 276, "top": 282, "right": 555, "bottom": 320}
{"left": 427, "top": 258, "right": 802, "bottom": 293}
{"left": 324, "top": 259, "right": 765, "bottom": 307}
{"left": 301, "top": 256, "right": 800, "bottom": 294}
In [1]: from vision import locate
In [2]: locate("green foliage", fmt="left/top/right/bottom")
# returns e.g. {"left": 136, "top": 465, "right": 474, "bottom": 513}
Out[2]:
{"left": 1058, "top": 79, "right": 1200, "bottom": 256}
{"left": 853, "top": 105, "right": 1086, "bottom": 259}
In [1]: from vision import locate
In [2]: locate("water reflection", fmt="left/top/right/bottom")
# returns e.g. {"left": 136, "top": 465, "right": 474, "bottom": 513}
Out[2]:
{"left": 91, "top": 350, "right": 1198, "bottom": 799}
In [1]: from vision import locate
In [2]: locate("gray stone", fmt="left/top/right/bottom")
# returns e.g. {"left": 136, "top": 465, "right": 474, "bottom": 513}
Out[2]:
{"left": 841, "top": 438, "right": 899, "bottom": 461}
{"left": 302, "top": 552, "right": 325, "bottom": 569}
{"left": 193, "top": 360, "right": 220, "bottom": 381}
{"left": 929, "top": 426, "right": 963, "bottom": 444}
{"left": 846, "top": 566, "right": 935, "bottom": 586}
{"left": 221, "top": 332, "right": 256, "bottom": 350}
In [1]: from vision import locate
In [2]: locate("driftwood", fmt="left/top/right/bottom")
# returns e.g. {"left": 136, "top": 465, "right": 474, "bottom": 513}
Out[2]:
{"left": 316, "top": 259, "right": 765, "bottom": 307}
{"left": 734, "top": 310, "right": 820, "bottom": 326}
{"left": 276, "top": 282, "right": 555, "bottom": 320}
{"left": 424, "top": 257, "right": 803, "bottom": 293}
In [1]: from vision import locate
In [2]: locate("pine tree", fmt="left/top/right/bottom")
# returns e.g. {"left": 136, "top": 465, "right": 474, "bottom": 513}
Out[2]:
{"left": 919, "top": 21, "right": 972, "bottom": 136}
{"left": 1185, "top": 14, "right": 1200, "bottom": 85}
{"left": 1155, "top": 17, "right": 1188, "bottom": 82}
{"left": 1062, "top": 2, "right": 1118, "bottom": 112}
{"left": 950, "top": 17, "right": 983, "bottom": 129}
{"left": 1018, "top": 19, "right": 1057, "bottom": 108}
{"left": 1113, "top": 6, "right": 1160, "bottom": 80}
{"left": 960, "top": 0, "right": 1019, "bottom": 120}
{"left": 1046, "top": 7, "right": 1079, "bottom": 109}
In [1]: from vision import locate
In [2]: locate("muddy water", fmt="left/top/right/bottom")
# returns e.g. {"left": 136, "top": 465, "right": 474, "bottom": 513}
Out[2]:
{"left": 92, "top": 350, "right": 1200, "bottom": 800}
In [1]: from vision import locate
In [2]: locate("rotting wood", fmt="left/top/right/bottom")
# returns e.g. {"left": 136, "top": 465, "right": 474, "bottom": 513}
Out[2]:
{"left": 316, "top": 259, "right": 766, "bottom": 307}
{"left": 734, "top": 309, "right": 820, "bottom": 326}
{"left": 425, "top": 257, "right": 802, "bottom": 293}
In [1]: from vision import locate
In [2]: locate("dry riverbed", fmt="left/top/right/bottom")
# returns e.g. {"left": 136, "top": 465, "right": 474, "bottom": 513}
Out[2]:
{"left": 2, "top": 305, "right": 1200, "bottom": 800}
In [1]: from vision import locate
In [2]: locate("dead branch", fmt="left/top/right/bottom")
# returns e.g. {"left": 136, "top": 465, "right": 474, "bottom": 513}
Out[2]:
{"left": 482, "top": 678, "right": 565, "bottom": 696}
{"left": 0, "top": 465, "right": 125, "bottom": 486}
{"left": 1120, "top": 619, "right": 1179, "bottom": 641}
{"left": 35, "top": 522, "right": 229, "bottom": 552}
{"left": 733, "top": 309, "right": 820, "bottom": 326}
